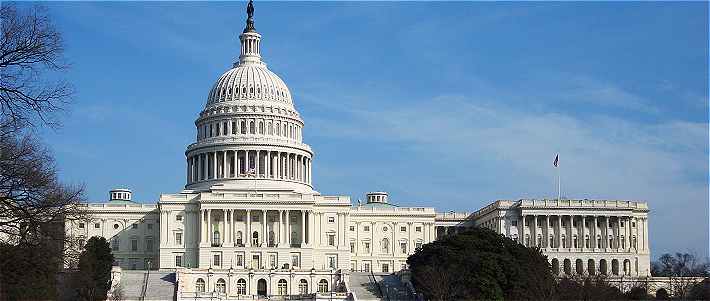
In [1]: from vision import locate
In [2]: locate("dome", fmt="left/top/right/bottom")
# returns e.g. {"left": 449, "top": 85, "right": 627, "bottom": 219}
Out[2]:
{"left": 206, "top": 64, "right": 293, "bottom": 108}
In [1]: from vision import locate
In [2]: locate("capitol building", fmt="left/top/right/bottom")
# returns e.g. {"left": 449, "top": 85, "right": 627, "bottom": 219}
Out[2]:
{"left": 65, "top": 2, "right": 651, "bottom": 300}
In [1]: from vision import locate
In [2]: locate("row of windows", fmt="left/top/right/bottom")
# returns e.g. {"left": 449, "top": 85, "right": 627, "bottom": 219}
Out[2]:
{"left": 512, "top": 219, "right": 637, "bottom": 228}
{"left": 512, "top": 234, "right": 638, "bottom": 249}
{"left": 197, "top": 118, "right": 301, "bottom": 141}
{"left": 111, "top": 237, "right": 154, "bottom": 252}
{"left": 349, "top": 240, "right": 423, "bottom": 254}
{"left": 182, "top": 252, "right": 305, "bottom": 270}
{"left": 78, "top": 222, "right": 154, "bottom": 231}
{"left": 551, "top": 258, "right": 637, "bottom": 276}
{"left": 194, "top": 278, "right": 329, "bottom": 295}
{"left": 210, "top": 81, "right": 290, "bottom": 102}
{"left": 349, "top": 225, "right": 424, "bottom": 232}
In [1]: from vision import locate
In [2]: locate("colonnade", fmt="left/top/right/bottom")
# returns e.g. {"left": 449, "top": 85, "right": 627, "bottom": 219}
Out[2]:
{"left": 551, "top": 257, "right": 637, "bottom": 277}
{"left": 196, "top": 117, "right": 302, "bottom": 142}
{"left": 187, "top": 150, "right": 311, "bottom": 185}
{"left": 199, "top": 208, "right": 315, "bottom": 248}
{"left": 516, "top": 215, "right": 648, "bottom": 252}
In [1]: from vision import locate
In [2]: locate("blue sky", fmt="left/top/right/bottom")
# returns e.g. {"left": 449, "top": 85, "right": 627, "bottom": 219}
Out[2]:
{"left": 37, "top": 2, "right": 707, "bottom": 258}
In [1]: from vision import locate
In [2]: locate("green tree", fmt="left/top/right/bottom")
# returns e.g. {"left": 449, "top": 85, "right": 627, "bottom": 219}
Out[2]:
{"left": 74, "top": 237, "right": 114, "bottom": 301}
{"left": 407, "top": 227, "right": 555, "bottom": 300}
{"left": 0, "top": 241, "right": 60, "bottom": 300}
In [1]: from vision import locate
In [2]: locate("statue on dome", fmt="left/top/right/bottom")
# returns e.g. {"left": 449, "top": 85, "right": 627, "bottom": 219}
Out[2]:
{"left": 244, "top": 0, "right": 256, "bottom": 33}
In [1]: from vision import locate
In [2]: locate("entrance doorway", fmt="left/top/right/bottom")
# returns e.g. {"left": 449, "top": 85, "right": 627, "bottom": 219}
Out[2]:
{"left": 257, "top": 279, "right": 267, "bottom": 296}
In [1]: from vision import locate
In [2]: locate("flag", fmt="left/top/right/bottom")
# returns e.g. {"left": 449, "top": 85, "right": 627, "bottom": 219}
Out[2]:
{"left": 553, "top": 154, "right": 559, "bottom": 167}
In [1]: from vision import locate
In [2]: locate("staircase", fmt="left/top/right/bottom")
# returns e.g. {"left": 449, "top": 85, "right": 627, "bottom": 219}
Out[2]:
{"left": 118, "top": 270, "right": 175, "bottom": 301}
{"left": 348, "top": 272, "right": 413, "bottom": 301}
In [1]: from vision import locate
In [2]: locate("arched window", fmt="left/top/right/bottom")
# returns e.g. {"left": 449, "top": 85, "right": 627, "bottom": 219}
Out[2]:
{"left": 213, "top": 231, "right": 221, "bottom": 246}
{"left": 216, "top": 278, "right": 226, "bottom": 293}
{"left": 299, "top": 279, "right": 308, "bottom": 295}
{"left": 250, "top": 121, "right": 255, "bottom": 134}
{"left": 381, "top": 238, "right": 389, "bottom": 254}
{"left": 318, "top": 279, "right": 329, "bottom": 293}
{"left": 283, "top": 124, "right": 287, "bottom": 137}
{"left": 277, "top": 279, "right": 288, "bottom": 295}
{"left": 196, "top": 278, "right": 205, "bottom": 292}
{"left": 252, "top": 231, "right": 259, "bottom": 246}
{"left": 237, "top": 279, "right": 247, "bottom": 295}
{"left": 573, "top": 235, "right": 578, "bottom": 248}
{"left": 269, "top": 231, "right": 275, "bottom": 247}
{"left": 268, "top": 122, "right": 273, "bottom": 135}
{"left": 259, "top": 122, "right": 264, "bottom": 134}
{"left": 585, "top": 235, "right": 590, "bottom": 248}
{"left": 240, "top": 121, "right": 247, "bottom": 134}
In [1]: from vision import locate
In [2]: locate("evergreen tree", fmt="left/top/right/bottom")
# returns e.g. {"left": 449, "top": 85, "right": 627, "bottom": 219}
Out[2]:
{"left": 74, "top": 237, "right": 114, "bottom": 301}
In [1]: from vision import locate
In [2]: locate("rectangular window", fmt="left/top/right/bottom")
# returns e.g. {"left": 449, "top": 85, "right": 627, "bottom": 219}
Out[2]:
{"left": 175, "top": 233, "right": 182, "bottom": 245}
{"left": 328, "top": 216, "right": 335, "bottom": 223}
{"left": 364, "top": 226, "right": 370, "bottom": 232}
{"left": 400, "top": 242, "right": 407, "bottom": 254}
{"left": 350, "top": 242, "right": 355, "bottom": 253}
{"left": 328, "top": 234, "right": 335, "bottom": 246}
{"left": 78, "top": 223, "right": 85, "bottom": 229}
{"left": 415, "top": 227, "right": 422, "bottom": 232}
{"left": 328, "top": 256, "right": 337, "bottom": 269}
{"left": 236, "top": 254, "right": 244, "bottom": 266}
{"left": 382, "top": 263, "right": 389, "bottom": 273}
{"left": 400, "top": 226, "right": 406, "bottom": 232}
{"left": 364, "top": 242, "right": 371, "bottom": 253}
{"left": 176, "top": 215, "right": 183, "bottom": 221}
{"left": 132, "top": 223, "right": 138, "bottom": 229}
{"left": 291, "top": 254, "right": 300, "bottom": 267}
{"left": 146, "top": 238, "right": 153, "bottom": 252}
{"left": 621, "top": 221, "right": 625, "bottom": 227}
{"left": 511, "top": 220, "right": 518, "bottom": 227}
{"left": 349, "top": 226, "right": 355, "bottom": 231}
{"left": 175, "top": 255, "right": 182, "bottom": 267}
{"left": 415, "top": 242, "right": 422, "bottom": 250}
{"left": 112, "top": 240, "right": 119, "bottom": 251}
{"left": 131, "top": 239, "right": 138, "bottom": 251}
{"left": 213, "top": 254, "right": 221, "bottom": 266}
{"left": 364, "top": 262, "right": 371, "bottom": 272}
{"left": 147, "top": 223, "right": 153, "bottom": 230}
{"left": 94, "top": 223, "right": 100, "bottom": 228}
{"left": 269, "top": 254, "right": 277, "bottom": 269}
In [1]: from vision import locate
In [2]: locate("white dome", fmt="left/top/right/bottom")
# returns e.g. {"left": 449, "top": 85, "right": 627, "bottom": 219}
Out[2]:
{"left": 206, "top": 64, "right": 293, "bottom": 108}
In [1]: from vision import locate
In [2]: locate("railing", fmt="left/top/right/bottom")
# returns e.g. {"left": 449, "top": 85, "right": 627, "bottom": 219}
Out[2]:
{"left": 139, "top": 269, "right": 149, "bottom": 301}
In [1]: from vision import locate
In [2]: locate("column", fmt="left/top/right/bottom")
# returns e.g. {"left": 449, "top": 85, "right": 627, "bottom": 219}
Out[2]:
{"left": 256, "top": 150, "right": 261, "bottom": 177}
{"left": 556, "top": 215, "right": 562, "bottom": 248}
{"left": 407, "top": 222, "right": 412, "bottom": 251}
{"left": 265, "top": 151, "right": 270, "bottom": 178}
{"left": 593, "top": 216, "right": 598, "bottom": 249}
{"left": 212, "top": 152, "right": 217, "bottom": 179}
{"left": 201, "top": 154, "right": 206, "bottom": 181}
{"left": 566, "top": 215, "right": 572, "bottom": 249}
{"left": 207, "top": 209, "right": 212, "bottom": 245}
{"left": 231, "top": 209, "right": 236, "bottom": 246}
{"left": 285, "top": 210, "right": 291, "bottom": 246}
{"left": 520, "top": 214, "right": 526, "bottom": 246}
{"left": 278, "top": 210, "right": 283, "bottom": 247}
{"left": 615, "top": 216, "right": 621, "bottom": 251}
{"left": 262, "top": 210, "right": 267, "bottom": 247}
{"left": 246, "top": 209, "right": 251, "bottom": 247}
{"left": 301, "top": 210, "right": 306, "bottom": 247}
{"left": 308, "top": 210, "right": 315, "bottom": 247}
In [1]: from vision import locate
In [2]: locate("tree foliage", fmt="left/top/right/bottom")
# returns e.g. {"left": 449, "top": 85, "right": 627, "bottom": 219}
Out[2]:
{"left": 407, "top": 227, "right": 555, "bottom": 300}
{"left": 73, "top": 237, "right": 114, "bottom": 301}
{"left": 0, "top": 241, "right": 61, "bottom": 300}
{"left": 651, "top": 253, "right": 709, "bottom": 277}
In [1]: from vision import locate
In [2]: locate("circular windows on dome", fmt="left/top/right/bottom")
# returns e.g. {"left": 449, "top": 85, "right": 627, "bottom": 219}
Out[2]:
{"left": 113, "top": 224, "right": 119, "bottom": 229}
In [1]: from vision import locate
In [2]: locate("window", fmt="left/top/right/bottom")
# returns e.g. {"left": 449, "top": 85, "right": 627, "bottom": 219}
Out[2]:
{"left": 146, "top": 237, "right": 153, "bottom": 252}
{"left": 252, "top": 231, "right": 259, "bottom": 246}
{"left": 270, "top": 254, "right": 277, "bottom": 269}
{"left": 236, "top": 254, "right": 244, "bottom": 266}
{"left": 112, "top": 239, "right": 119, "bottom": 251}
{"left": 415, "top": 242, "right": 422, "bottom": 250}
{"left": 328, "top": 256, "right": 337, "bottom": 269}
{"left": 196, "top": 278, "right": 205, "bottom": 293}
{"left": 237, "top": 279, "right": 247, "bottom": 295}
{"left": 131, "top": 239, "right": 138, "bottom": 251}
{"left": 132, "top": 223, "right": 138, "bottom": 229}
{"left": 363, "top": 225, "right": 370, "bottom": 232}
{"left": 349, "top": 226, "right": 355, "bottom": 231}
{"left": 299, "top": 279, "right": 308, "bottom": 295}
{"left": 78, "top": 223, "right": 85, "bottom": 229}
{"left": 232, "top": 121, "right": 237, "bottom": 135}
{"left": 175, "top": 255, "right": 182, "bottom": 267}
{"left": 511, "top": 220, "right": 518, "bottom": 227}
{"left": 236, "top": 231, "right": 243, "bottom": 246}
{"left": 364, "top": 242, "right": 371, "bottom": 253}
{"left": 318, "top": 279, "right": 329, "bottom": 293}
{"left": 213, "top": 231, "right": 221, "bottom": 246}
{"left": 549, "top": 236, "right": 554, "bottom": 248}
{"left": 328, "top": 216, "right": 335, "bottom": 223}
{"left": 175, "top": 233, "right": 182, "bottom": 245}
{"left": 114, "top": 224, "right": 119, "bottom": 229}
{"left": 328, "top": 234, "right": 335, "bottom": 246}
{"left": 216, "top": 279, "right": 226, "bottom": 293}
{"left": 176, "top": 215, "right": 183, "bottom": 221}
{"left": 632, "top": 222, "right": 636, "bottom": 228}
{"left": 400, "top": 226, "right": 406, "bottom": 232}
{"left": 147, "top": 224, "right": 153, "bottom": 230}
{"left": 415, "top": 226, "right": 422, "bottom": 232}
{"left": 291, "top": 254, "right": 300, "bottom": 267}
{"left": 621, "top": 221, "right": 625, "bottom": 227}
{"left": 278, "top": 279, "right": 288, "bottom": 295}
{"left": 213, "top": 254, "right": 221, "bottom": 266}
{"left": 400, "top": 242, "right": 407, "bottom": 254}
{"left": 382, "top": 263, "right": 389, "bottom": 273}
{"left": 350, "top": 242, "right": 355, "bottom": 253}
{"left": 94, "top": 223, "right": 100, "bottom": 228}
{"left": 382, "top": 238, "right": 390, "bottom": 253}
{"left": 383, "top": 226, "right": 388, "bottom": 232}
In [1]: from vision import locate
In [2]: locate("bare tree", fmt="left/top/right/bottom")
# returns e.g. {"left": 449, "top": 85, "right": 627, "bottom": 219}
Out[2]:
{"left": 1, "top": 3, "right": 73, "bottom": 128}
